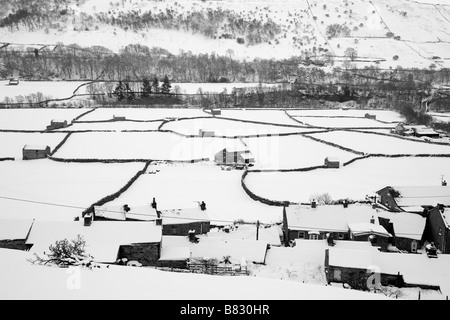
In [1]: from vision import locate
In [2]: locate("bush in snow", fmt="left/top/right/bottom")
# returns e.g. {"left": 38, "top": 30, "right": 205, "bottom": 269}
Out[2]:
{"left": 28, "top": 235, "right": 100, "bottom": 269}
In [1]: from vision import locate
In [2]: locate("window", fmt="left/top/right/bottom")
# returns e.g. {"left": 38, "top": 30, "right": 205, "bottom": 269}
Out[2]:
{"left": 309, "top": 233, "right": 319, "bottom": 240}
{"left": 438, "top": 227, "right": 443, "bottom": 236}
{"left": 298, "top": 232, "right": 305, "bottom": 239}
{"left": 334, "top": 269, "right": 341, "bottom": 281}
{"left": 338, "top": 233, "right": 345, "bottom": 240}
{"left": 411, "top": 241, "right": 418, "bottom": 253}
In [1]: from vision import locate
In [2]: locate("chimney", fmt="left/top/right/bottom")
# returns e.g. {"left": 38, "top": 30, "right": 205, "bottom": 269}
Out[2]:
{"left": 155, "top": 210, "right": 162, "bottom": 225}
{"left": 200, "top": 201, "right": 206, "bottom": 211}
{"left": 188, "top": 230, "right": 197, "bottom": 243}
{"left": 343, "top": 200, "right": 348, "bottom": 208}
{"left": 311, "top": 200, "right": 317, "bottom": 209}
{"left": 151, "top": 197, "right": 157, "bottom": 210}
{"left": 84, "top": 212, "right": 93, "bottom": 226}
{"left": 123, "top": 204, "right": 130, "bottom": 212}
{"left": 438, "top": 203, "right": 445, "bottom": 213}
{"left": 370, "top": 215, "right": 376, "bottom": 224}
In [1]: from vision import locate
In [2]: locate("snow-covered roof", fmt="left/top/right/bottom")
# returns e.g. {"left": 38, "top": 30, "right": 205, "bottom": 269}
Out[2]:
{"left": 240, "top": 153, "right": 254, "bottom": 160}
{"left": 325, "top": 157, "right": 340, "bottom": 162}
{"left": 94, "top": 204, "right": 156, "bottom": 221}
{"left": 159, "top": 208, "right": 210, "bottom": 225}
{"left": 390, "top": 186, "right": 450, "bottom": 208}
{"left": 201, "top": 224, "right": 282, "bottom": 246}
{"left": 51, "top": 119, "right": 67, "bottom": 123}
{"left": 440, "top": 208, "right": 450, "bottom": 228}
{"left": 348, "top": 223, "right": 392, "bottom": 238}
{"left": 0, "top": 219, "right": 34, "bottom": 240}
{"left": 159, "top": 246, "right": 191, "bottom": 261}
{"left": 377, "top": 211, "right": 426, "bottom": 241}
{"left": 23, "top": 145, "right": 49, "bottom": 150}
{"left": 328, "top": 248, "right": 373, "bottom": 270}
{"left": 328, "top": 248, "right": 450, "bottom": 290}
{"left": 190, "top": 239, "right": 268, "bottom": 264}
{"left": 26, "top": 220, "right": 162, "bottom": 262}
{"left": 286, "top": 204, "right": 384, "bottom": 233}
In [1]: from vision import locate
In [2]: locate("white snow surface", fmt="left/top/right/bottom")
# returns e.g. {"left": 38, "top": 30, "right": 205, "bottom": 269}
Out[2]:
{"left": 0, "top": 248, "right": 391, "bottom": 300}
{"left": 0, "top": 219, "right": 34, "bottom": 240}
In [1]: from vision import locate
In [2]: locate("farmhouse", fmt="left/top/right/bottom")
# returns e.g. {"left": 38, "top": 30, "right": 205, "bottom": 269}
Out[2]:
{"left": 377, "top": 211, "right": 426, "bottom": 253}
{"left": 376, "top": 186, "right": 450, "bottom": 214}
{"left": 392, "top": 123, "right": 414, "bottom": 136}
{"left": 325, "top": 247, "right": 448, "bottom": 291}
{"left": 94, "top": 204, "right": 156, "bottom": 221}
{"left": 282, "top": 203, "right": 392, "bottom": 250}
{"left": 214, "top": 147, "right": 255, "bottom": 165}
{"left": 0, "top": 219, "right": 34, "bottom": 250}
{"left": 426, "top": 205, "right": 450, "bottom": 254}
{"left": 324, "top": 157, "right": 340, "bottom": 168}
{"left": 199, "top": 129, "right": 215, "bottom": 137}
{"left": 46, "top": 119, "right": 68, "bottom": 130}
{"left": 26, "top": 219, "right": 163, "bottom": 266}
{"left": 22, "top": 145, "right": 51, "bottom": 160}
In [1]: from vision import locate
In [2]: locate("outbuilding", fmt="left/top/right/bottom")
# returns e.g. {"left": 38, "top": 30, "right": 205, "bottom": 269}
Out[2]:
{"left": 22, "top": 145, "right": 51, "bottom": 160}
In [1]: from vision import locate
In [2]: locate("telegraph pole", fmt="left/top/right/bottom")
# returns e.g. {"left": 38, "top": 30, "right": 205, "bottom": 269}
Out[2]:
{"left": 256, "top": 220, "right": 260, "bottom": 241}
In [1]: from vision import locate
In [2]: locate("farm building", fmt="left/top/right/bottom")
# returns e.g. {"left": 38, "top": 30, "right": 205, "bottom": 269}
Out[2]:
{"left": 411, "top": 126, "right": 440, "bottom": 139}
{"left": 376, "top": 186, "right": 450, "bottom": 214}
{"left": 214, "top": 147, "right": 255, "bottom": 165}
{"left": 162, "top": 235, "right": 269, "bottom": 265}
{"left": 113, "top": 115, "right": 126, "bottom": 121}
{"left": 282, "top": 203, "right": 392, "bottom": 250}
{"left": 392, "top": 123, "right": 414, "bottom": 136}
{"left": 426, "top": 205, "right": 450, "bottom": 254}
{"left": 325, "top": 247, "right": 448, "bottom": 291}
{"left": 22, "top": 145, "right": 50, "bottom": 160}
{"left": 8, "top": 78, "right": 19, "bottom": 86}
{"left": 46, "top": 119, "right": 68, "bottom": 130}
{"left": 159, "top": 206, "right": 211, "bottom": 236}
{"left": 199, "top": 129, "right": 215, "bottom": 137}
{"left": 364, "top": 113, "right": 377, "bottom": 120}
{"left": 324, "top": 157, "right": 340, "bottom": 168}
{"left": 25, "top": 219, "right": 163, "bottom": 266}
{"left": 93, "top": 204, "right": 156, "bottom": 221}
{"left": 211, "top": 109, "right": 221, "bottom": 116}
{"left": 0, "top": 219, "right": 34, "bottom": 251}
{"left": 377, "top": 211, "right": 426, "bottom": 253}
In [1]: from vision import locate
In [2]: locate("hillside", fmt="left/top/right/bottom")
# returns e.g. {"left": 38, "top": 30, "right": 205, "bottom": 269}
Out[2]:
{"left": 1, "top": 0, "right": 450, "bottom": 69}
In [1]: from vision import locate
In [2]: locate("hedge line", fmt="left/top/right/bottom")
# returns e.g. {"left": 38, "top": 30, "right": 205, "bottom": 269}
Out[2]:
{"left": 82, "top": 161, "right": 152, "bottom": 216}
{"left": 342, "top": 153, "right": 450, "bottom": 167}
{"left": 49, "top": 132, "right": 73, "bottom": 156}
{"left": 47, "top": 156, "right": 210, "bottom": 164}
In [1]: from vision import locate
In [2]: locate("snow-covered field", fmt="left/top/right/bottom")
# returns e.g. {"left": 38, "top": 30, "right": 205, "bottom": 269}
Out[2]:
{"left": 286, "top": 109, "right": 406, "bottom": 123}
{"left": 429, "top": 112, "right": 450, "bottom": 123}
{"left": 0, "top": 81, "right": 89, "bottom": 101}
{"left": 295, "top": 117, "right": 396, "bottom": 128}
{"left": 245, "top": 157, "right": 450, "bottom": 203}
{"left": 0, "top": 248, "right": 390, "bottom": 300}
{"left": 244, "top": 135, "right": 359, "bottom": 169}
{"left": 53, "top": 131, "right": 247, "bottom": 161}
{"left": 0, "top": 108, "right": 90, "bottom": 130}
{"left": 0, "top": 132, "right": 67, "bottom": 159}
{"left": 57, "top": 121, "right": 163, "bottom": 132}
{"left": 0, "top": 159, "right": 145, "bottom": 221}
{"left": 162, "top": 117, "right": 315, "bottom": 136}
{"left": 107, "top": 163, "right": 282, "bottom": 225}
{"left": 219, "top": 109, "right": 302, "bottom": 126}
{"left": 308, "top": 131, "right": 450, "bottom": 155}
{"left": 79, "top": 107, "right": 209, "bottom": 121}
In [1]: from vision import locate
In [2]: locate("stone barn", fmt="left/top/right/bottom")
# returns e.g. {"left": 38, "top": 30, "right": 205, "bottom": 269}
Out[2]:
{"left": 22, "top": 145, "right": 51, "bottom": 160}
{"left": 211, "top": 109, "right": 221, "bottom": 116}
{"left": 46, "top": 119, "right": 68, "bottom": 130}
{"left": 324, "top": 157, "right": 340, "bottom": 168}
{"left": 214, "top": 148, "right": 255, "bottom": 165}
{"left": 159, "top": 206, "right": 211, "bottom": 236}
{"left": 364, "top": 113, "right": 377, "bottom": 120}
{"left": 113, "top": 115, "right": 126, "bottom": 121}
{"left": 199, "top": 129, "right": 215, "bottom": 137}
